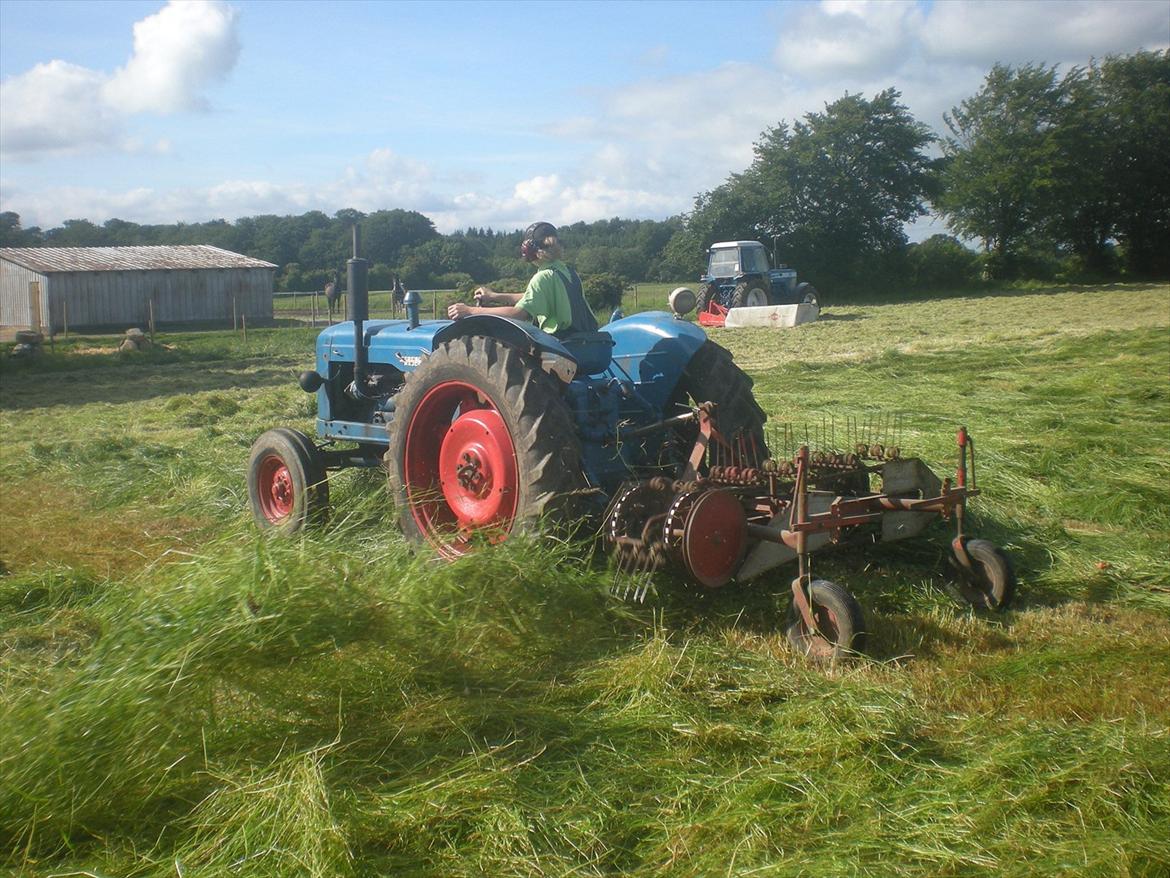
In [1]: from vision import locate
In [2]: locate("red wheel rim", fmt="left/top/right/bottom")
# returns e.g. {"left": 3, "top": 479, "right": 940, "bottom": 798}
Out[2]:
{"left": 681, "top": 489, "right": 747, "bottom": 588}
{"left": 403, "top": 380, "right": 519, "bottom": 557}
{"left": 257, "top": 454, "right": 295, "bottom": 523}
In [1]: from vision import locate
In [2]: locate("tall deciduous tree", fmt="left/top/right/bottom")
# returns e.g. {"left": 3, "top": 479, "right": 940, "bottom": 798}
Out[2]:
{"left": 688, "top": 88, "right": 935, "bottom": 292}
{"left": 937, "top": 64, "right": 1067, "bottom": 279}
{"left": 1091, "top": 51, "right": 1170, "bottom": 278}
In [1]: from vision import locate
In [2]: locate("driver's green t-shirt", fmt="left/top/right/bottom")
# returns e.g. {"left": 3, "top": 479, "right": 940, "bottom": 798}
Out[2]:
{"left": 517, "top": 260, "right": 573, "bottom": 335}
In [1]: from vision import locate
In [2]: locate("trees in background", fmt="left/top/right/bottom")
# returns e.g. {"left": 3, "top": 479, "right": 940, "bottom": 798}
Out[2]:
{"left": 937, "top": 50, "right": 1169, "bottom": 280}
{"left": 1, "top": 51, "right": 1165, "bottom": 295}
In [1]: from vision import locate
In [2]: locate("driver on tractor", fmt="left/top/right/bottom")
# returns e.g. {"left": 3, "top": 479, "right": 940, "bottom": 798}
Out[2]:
{"left": 447, "top": 221, "right": 598, "bottom": 338}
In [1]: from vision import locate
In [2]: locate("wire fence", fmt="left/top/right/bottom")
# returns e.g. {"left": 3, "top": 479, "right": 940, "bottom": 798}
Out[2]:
{"left": 272, "top": 289, "right": 460, "bottom": 326}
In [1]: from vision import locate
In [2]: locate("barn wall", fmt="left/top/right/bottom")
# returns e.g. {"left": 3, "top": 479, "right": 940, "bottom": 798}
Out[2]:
{"left": 0, "top": 259, "right": 45, "bottom": 329}
{"left": 46, "top": 267, "right": 274, "bottom": 328}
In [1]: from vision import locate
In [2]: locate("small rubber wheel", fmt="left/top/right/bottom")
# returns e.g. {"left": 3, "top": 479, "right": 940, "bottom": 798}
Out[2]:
{"left": 731, "top": 282, "right": 768, "bottom": 308}
{"left": 796, "top": 282, "right": 819, "bottom": 308}
{"left": 785, "top": 579, "right": 866, "bottom": 660}
{"left": 247, "top": 428, "right": 329, "bottom": 534}
{"left": 955, "top": 539, "right": 1016, "bottom": 610}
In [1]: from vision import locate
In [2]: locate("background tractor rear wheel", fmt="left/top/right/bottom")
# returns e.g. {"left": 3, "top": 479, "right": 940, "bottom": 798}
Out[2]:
{"left": 955, "top": 539, "right": 1017, "bottom": 610}
{"left": 796, "top": 282, "right": 819, "bottom": 308}
{"left": 247, "top": 427, "right": 329, "bottom": 534}
{"left": 785, "top": 579, "right": 866, "bottom": 660}
{"left": 731, "top": 282, "right": 769, "bottom": 308}
{"left": 387, "top": 336, "right": 586, "bottom": 558}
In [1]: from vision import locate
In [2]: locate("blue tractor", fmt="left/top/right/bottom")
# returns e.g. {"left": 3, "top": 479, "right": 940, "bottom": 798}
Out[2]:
{"left": 695, "top": 241, "right": 819, "bottom": 326}
{"left": 248, "top": 231, "right": 1014, "bottom": 659}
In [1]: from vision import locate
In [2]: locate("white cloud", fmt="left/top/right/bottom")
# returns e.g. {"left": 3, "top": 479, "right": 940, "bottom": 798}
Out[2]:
{"left": 0, "top": 61, "right": 122, "bottom": 157}
{"left": 774, "top": 0, "right": 925, "bottom": 79}
{"left": 103, "top": 0, "right": 239, "bottom": 113}
{"left": 0, "top": 1, "right": 240, "bottom": 161}
{"left": 922, "top": 1, "right": 1170, "bottom": 67}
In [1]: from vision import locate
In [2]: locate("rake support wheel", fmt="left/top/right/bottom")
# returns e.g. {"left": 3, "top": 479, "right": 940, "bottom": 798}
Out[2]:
{"left": 785, "top": 579, "right": 866, "bottom": 661}
{"left": 955, "top": 538, "right": 1016, "bottom": 610}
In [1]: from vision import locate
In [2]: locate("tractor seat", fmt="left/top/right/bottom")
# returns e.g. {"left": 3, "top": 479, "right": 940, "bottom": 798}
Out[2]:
{"left": 560, "top": 331, "right": 615, "bottom": 376}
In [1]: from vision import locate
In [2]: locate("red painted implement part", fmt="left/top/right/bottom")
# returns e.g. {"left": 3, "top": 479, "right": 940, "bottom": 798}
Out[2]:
{"left": 697, "top": 300, "right": 729, "bottom": 327}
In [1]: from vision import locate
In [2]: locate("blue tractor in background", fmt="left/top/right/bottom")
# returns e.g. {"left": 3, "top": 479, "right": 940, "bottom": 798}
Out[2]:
{"left": 695, "top": 240, "right": 819, "bottom": 326}
{"left": 248, "top": 229, "right": 1015, "bottom": 660}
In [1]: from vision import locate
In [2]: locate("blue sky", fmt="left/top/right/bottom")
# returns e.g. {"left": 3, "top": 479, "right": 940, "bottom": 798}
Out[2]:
{"left": 1, "top": 0, "right": 1167, "bottom": 235}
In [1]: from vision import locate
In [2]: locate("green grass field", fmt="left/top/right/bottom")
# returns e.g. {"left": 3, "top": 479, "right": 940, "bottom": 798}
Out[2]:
{"left": 2, "top": 284, "right": 1168, "bottom": 877}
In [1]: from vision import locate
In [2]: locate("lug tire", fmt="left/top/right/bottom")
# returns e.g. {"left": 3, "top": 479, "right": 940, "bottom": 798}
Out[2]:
{"left": 387, "top": 336, "right": 586, "bottom": 558}
{"left": 247, "top": 427, "right": 330, "bottom": 534}
{"left": 674, "top": 340, "right": 769, "bottom": 462}
{"left": 785, "top": 579, "right": 866, "bottom": 660}
{"left": 956, "top": 539, "right": 1016, "bottom": 611}
{"left": 695, "top": 282, "right": 717, "bottom": 314}
{"left": 731, "top": 282, "right": 769, "bottom": 308}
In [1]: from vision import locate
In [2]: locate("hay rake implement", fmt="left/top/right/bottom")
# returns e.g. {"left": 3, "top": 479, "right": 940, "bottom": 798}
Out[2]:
{"left": 602, "top": 405, "right": 1015, "bottom": 659}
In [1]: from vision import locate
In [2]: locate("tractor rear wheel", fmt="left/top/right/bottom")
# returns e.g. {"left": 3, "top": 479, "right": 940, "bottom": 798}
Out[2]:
{"left": 785, "top": 579, "right": 866, "bottom": 660}
{"left": 675, "top": 340, "right": 768, "bottom": 461}
{"left": 247, "top": 428, "right": 330, "bottom": 534}
{"left": 387, "top": 336, "right": 586, "bottom": 558}
{"left": 796, "top": 282, "right": 819, "bottom": 308}
{"left": 732, "top": 282, "right": 769, "bottom": 308}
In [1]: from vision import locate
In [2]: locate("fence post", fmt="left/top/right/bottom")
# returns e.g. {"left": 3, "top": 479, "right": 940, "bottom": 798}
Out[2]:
{"left": 312, "top": 291, "right": 318, "bottom": 327}
{"left": 432, "top": 291, "right": 438, "bottom": 316}
{"left": 149, "top": 298, "right": 156, "bottom": 343}
{"left": 232, "top": 296, "right": 238, "bottom": 331}
{"left": 63, "top": 299, "right": 69, "bottom": 338}
{"left": 242, "top": 314, "right": 248, "bottom": 343}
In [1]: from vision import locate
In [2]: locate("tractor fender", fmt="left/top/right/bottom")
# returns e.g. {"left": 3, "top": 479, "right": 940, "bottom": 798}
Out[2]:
{"left": 605, "top": 311, "right": 707, "bottom": 376}
{"left": 431, "top": 314, "right": 580, "bottom": 380}
{"left": 431, "top": 314, "right": 575, "bottom": 360}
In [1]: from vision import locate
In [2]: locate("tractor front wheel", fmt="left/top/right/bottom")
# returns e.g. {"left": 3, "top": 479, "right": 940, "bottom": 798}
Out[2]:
{"left": 731, "top": 282, "right": 769, "bottom": 308}
{"left": 387, "top": 336, "right": 586, "bottom": 558}
{"left": 785, "top": 579, "right": 866, "bottom": 661}
{"left": 247, "top": 428, "right": 330, "bottom": 534}
{"left": 695, "top": 282, "right": 717, "bottom": 314}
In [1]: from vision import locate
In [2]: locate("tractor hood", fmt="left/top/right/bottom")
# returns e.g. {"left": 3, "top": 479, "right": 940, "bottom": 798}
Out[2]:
{"left": 314, "top": 316, "right": 578, "bottom": 375}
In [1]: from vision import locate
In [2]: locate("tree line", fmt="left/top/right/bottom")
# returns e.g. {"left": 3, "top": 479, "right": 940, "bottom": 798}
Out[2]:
{"left": 2, "top": 51, "right": 1165, "bottom": 299}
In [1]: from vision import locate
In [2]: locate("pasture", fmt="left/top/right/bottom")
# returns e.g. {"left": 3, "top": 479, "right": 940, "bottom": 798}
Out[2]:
{"left": 1, "top": 284, "right": 1168, "bottom": 877}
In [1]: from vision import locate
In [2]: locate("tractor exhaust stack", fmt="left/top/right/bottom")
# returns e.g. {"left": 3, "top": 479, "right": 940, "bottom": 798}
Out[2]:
{"left": 348, "top": 224, "right": 370, "bottom": 393}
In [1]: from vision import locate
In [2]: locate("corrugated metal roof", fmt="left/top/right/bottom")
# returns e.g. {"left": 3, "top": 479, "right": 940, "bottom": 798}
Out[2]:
{"left": 0, "top": 245, "right": 277, "bottom": 273}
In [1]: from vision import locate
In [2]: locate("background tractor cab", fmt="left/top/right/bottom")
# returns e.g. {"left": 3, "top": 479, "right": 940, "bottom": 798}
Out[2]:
{"left": 695, "top": 241, "right": 819, "bottom": 325}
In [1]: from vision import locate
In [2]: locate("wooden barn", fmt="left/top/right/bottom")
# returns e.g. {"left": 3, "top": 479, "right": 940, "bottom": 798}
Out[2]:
{"left": 0, "top": 245, "right": 277, "bottom": 333}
